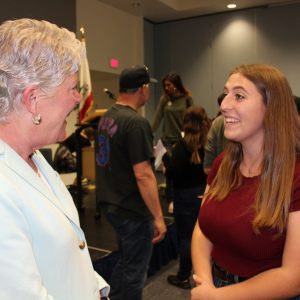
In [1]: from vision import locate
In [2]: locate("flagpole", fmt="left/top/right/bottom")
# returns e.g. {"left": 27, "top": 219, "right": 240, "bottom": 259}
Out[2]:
{"left": 77, "top": 27, "right": 85, "bottom": 124}
{"left": 78, "top": 27, "right": 94, "bottom": 124}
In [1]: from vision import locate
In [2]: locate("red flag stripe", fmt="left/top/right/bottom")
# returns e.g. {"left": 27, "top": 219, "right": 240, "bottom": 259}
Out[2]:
{"left": 79, "top": 39, "right": 93, "bottom": 123}
{"left": 79, "top": 92, "right": 93, "bottom": 122}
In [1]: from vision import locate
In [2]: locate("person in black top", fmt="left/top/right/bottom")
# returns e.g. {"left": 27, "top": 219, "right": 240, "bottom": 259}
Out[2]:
{"left": 163, "top": 105, "right": 211, "bottom": 289}
{"left": 53, "top": 127, "right": 94, "bottom": 173}
{"left": 96, "top": 65, "right": 166, "bottom": 300}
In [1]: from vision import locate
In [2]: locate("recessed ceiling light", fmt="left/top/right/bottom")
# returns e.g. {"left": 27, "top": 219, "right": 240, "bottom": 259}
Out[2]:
{"left": 227, "top": 3, "right": 237, "bottom": 9}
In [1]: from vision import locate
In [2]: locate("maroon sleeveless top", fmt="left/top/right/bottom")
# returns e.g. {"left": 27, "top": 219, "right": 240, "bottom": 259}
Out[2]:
{"left": 199, "top": 153, "right": 300, "bottom": 277}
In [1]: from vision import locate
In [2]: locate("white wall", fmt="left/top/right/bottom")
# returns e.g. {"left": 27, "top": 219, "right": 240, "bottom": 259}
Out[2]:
{"left": 144, "top": 20, "right": 157, "bottom": 121}
{"left": 76, "top": 0, "right": 148, "bottom": 114}
{"left": 76, "top": 0, "right": 144, "bottom": 73}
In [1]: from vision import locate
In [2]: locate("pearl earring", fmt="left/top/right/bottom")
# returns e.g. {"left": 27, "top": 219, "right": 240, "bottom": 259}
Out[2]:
{"left": 32, "top": 114, "right": 41, "bottom": 125}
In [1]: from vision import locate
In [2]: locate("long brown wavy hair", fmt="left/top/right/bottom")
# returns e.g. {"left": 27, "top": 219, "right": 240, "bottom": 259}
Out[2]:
{"left": 205, "top": 64, "right": 300, "bottom": 234}
{"left": 183, "top": 106, "right": 211, "bottom": 164}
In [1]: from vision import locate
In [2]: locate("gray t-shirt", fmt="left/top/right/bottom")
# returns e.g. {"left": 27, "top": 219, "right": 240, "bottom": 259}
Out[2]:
{"left": 204, "top": 115, "right": 227, "bottom": 169}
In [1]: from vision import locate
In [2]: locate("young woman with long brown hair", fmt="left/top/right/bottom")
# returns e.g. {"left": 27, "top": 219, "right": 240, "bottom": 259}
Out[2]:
{"left": 191, "top": 64, "right": 300, "bottom": 300}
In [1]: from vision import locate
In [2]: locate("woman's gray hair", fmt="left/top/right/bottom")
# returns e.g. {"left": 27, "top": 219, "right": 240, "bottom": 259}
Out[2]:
{"left": 0, "top": 18, "right": 85, "bottom": 121}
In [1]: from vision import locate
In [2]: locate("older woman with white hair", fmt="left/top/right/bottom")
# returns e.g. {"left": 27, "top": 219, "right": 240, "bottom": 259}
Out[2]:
{"left": 0, "top": 18, "right": 109, "bottom": 299}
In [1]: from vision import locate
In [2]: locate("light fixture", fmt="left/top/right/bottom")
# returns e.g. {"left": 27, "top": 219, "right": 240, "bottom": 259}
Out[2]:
{"left": 227, "top": 3, "right": 237, "bottom": 9}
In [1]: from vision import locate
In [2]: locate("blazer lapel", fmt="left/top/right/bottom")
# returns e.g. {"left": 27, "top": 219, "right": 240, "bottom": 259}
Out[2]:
{"left": 0, "top": 140, "right": 79, "bottom": 226}
{"left": 0, "top": 140, "right": 49, "bottom": 197}
{"left": 32, "top": 151, "right": 80, "bottom": 225}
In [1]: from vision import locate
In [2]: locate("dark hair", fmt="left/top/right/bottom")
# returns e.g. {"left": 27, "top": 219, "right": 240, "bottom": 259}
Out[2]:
{"left": 83, "top": 127, "right": 95, "bottom": 140}
{"left": 162, "top": 72, "right": 189, "bottom": 96}
{"left": 294, "top": 95, "right": 300, "bottom": 114}
{"left": 215, "top": 93, "right": 226, "bottom": 118}
{"left": 183, "top": 106, "right": 211, "bottom": 164}
{"left": 217, "top": 93, "right": 226, "bottom": 106}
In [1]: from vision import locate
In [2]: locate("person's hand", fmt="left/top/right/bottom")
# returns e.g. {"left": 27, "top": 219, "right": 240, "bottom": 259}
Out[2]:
{"left": 191, "top": 275, "right": 217, "bottom": 300}
{"left": 193, "top": 274, "right": 202, "bottom": 286}
{"left": 152, "top": 216, "right": 167, "bottom": 244}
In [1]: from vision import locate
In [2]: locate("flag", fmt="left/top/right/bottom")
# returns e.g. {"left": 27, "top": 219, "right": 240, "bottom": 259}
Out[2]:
{"left": 78, "top": 38, "right": 93, "bottom": 123}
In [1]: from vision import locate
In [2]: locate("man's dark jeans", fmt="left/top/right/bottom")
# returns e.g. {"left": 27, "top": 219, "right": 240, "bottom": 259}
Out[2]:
{"left": 105, "top": 213, "right": 154, "bottom": 300}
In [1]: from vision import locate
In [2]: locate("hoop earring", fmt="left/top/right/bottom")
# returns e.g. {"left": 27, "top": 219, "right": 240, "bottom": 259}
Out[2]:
{"left": 32, "top": 114, "right": 41, "bottom": 125}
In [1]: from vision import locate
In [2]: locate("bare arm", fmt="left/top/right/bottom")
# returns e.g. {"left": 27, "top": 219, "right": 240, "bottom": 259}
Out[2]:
{"left": 133, "top": 160, "right": 167, "bottom": 243}
{"left": 191, "top": 185, "right": 213, "bottom": 284}
{"left": 191, "top": 221, "right": 214, "bottom": 283}
{"left": 204, "top": 166, "right": 212, "bottom": 175}
{"left": 191, "top": 211, "right": 300, "bottom": 300}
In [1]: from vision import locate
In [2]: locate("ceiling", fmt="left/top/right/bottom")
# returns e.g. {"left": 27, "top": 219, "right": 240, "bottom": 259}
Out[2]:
{"left": 97, "top": 0, "right": 300, "bottom": 23}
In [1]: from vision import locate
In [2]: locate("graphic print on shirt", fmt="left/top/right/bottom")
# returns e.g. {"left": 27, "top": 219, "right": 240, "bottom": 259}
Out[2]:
{"left": 96, "top": 116, "right": 118, "bottom": 166}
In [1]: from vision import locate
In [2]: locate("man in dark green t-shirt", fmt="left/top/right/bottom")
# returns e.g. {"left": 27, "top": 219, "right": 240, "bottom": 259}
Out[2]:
{"left": 96, "top": 66, "right": 166, "bottom": 300}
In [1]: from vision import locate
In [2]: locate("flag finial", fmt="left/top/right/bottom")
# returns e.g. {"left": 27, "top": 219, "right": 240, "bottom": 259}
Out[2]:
{"left": 80, "top": 27, "right": 85, "bottom": 40}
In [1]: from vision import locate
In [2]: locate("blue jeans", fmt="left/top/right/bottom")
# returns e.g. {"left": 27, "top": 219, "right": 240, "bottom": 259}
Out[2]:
{"left": 174, "top": 186, "right": 204, "bottom": 280}
{"left": 214, "top": 275, "right": 300, "bottom": 299}
{"left": 105, "top": 213, "right": 154, "bottom": 300}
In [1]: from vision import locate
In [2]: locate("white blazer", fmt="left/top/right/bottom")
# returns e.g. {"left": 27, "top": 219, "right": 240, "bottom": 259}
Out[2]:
{"left": 0, "top": 140, "right": 109, "bottom": 300}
